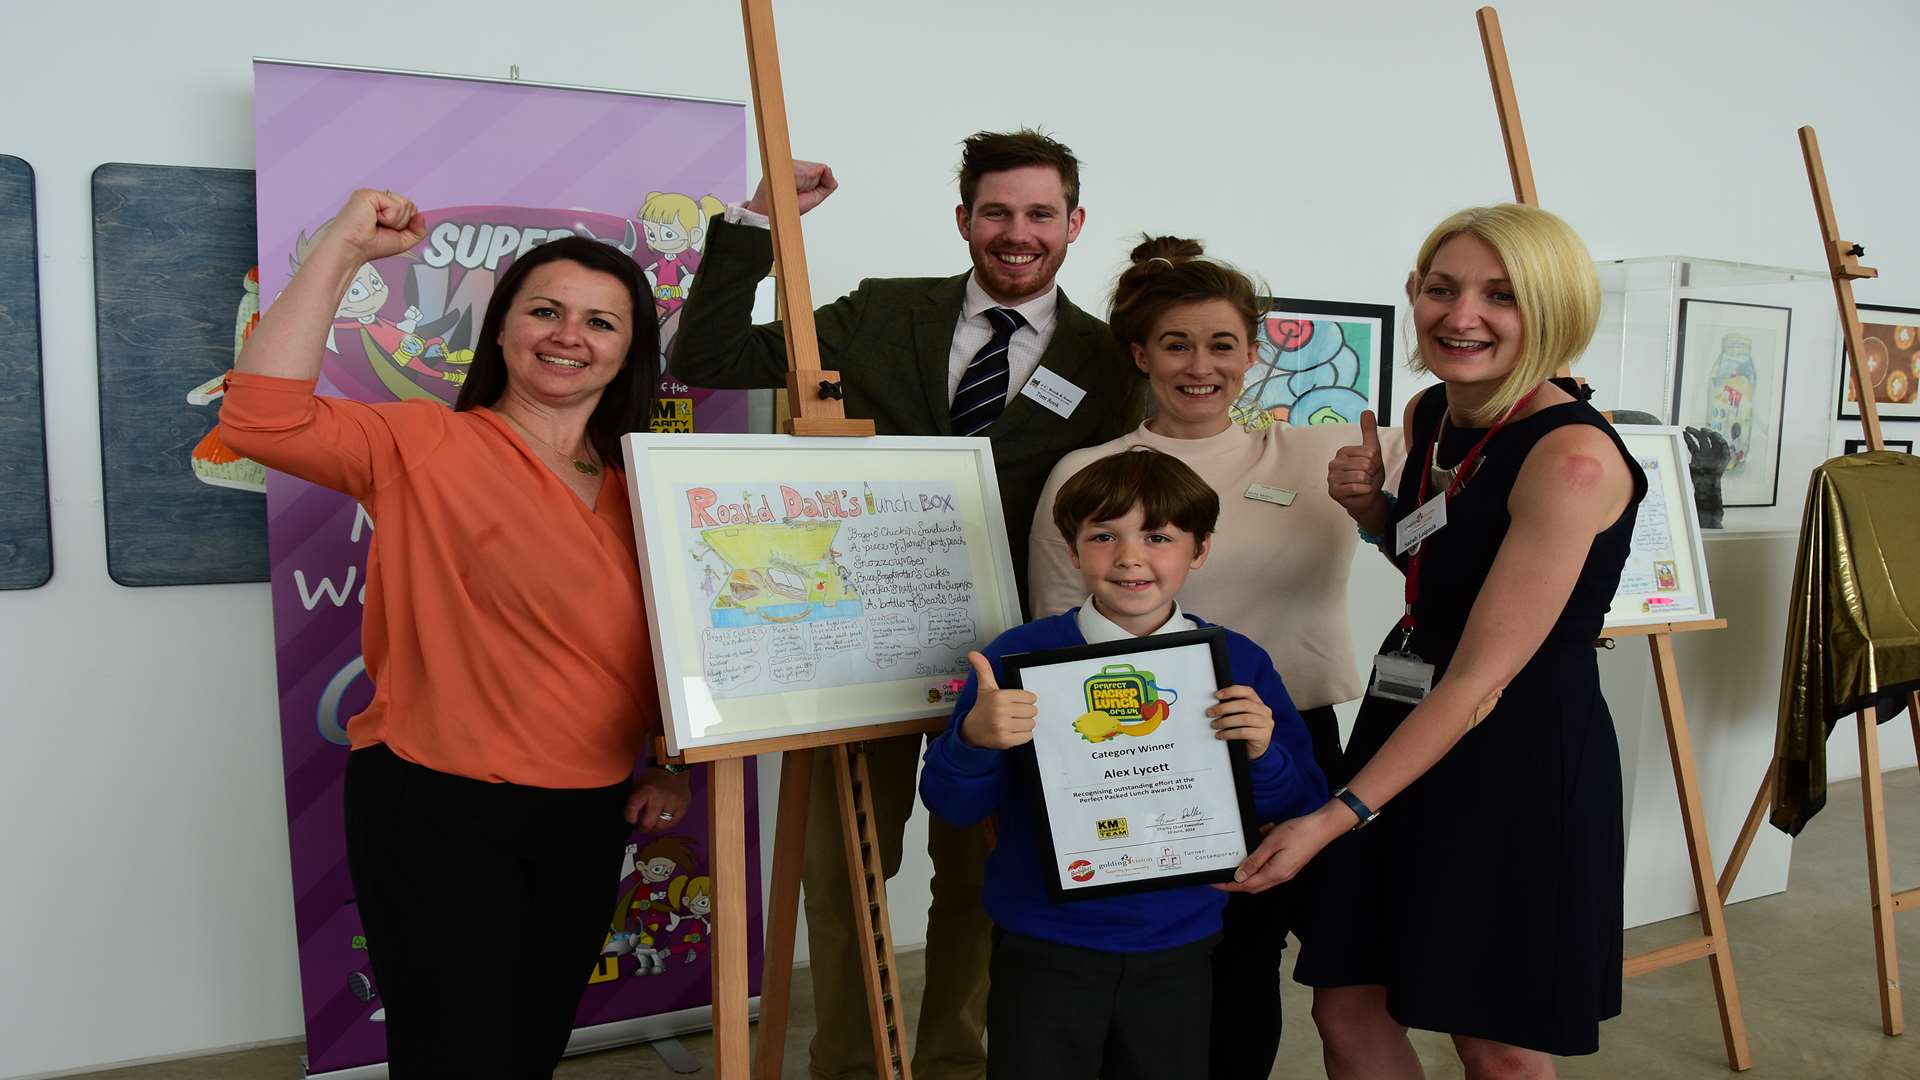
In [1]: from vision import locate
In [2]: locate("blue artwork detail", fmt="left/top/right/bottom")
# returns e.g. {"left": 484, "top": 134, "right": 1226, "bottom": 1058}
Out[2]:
{"left": 0, "top": 156, "right": 52, "bottom": 590}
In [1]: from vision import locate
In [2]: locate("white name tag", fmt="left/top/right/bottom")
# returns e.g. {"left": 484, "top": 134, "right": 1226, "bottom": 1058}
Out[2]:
{"left": 1368, "top": 651, "right": 1435, "bottom": 704}
{"left": 1019, "top": 366, "right": 1087, "bottom": 419}
{"left": 1244, "top": 483, "right": 1296, "bottom": 507}
{"left": 1394, "top": 492, "right": 1447, "bottom": 556}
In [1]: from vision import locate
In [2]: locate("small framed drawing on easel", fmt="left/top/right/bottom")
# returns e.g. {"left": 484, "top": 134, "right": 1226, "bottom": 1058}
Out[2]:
{"left": 1605, "top": 426, "right": 1717, "bottom": 630}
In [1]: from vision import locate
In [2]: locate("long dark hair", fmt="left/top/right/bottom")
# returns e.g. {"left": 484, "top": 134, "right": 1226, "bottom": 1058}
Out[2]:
{"left": 453, "top": 235, "right": 659, "bottom": 464}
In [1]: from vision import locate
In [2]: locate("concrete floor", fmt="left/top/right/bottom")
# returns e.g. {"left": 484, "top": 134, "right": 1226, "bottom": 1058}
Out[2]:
{"left": 73, "top": 769, "right": 1920, "bottom": 1079}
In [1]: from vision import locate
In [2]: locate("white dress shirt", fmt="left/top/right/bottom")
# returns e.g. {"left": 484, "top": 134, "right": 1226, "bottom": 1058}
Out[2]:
{"left": 1075, "top": 597, "right": 1198, "bottom": 644}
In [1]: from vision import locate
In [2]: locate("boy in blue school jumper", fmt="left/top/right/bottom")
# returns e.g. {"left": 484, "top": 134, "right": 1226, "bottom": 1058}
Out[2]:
{"left": 920, "top": 448, "right": 1327, "bottom": 1080}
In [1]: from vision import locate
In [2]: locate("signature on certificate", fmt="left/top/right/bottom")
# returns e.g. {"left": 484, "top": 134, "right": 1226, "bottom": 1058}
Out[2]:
{"left": 1152, "top": 806, "right": 1208, "bottom": 826}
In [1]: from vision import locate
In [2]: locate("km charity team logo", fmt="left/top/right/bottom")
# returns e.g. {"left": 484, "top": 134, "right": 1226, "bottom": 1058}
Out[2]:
{"left": 1073, "top": 663, "right": 1179, "bottom": 743}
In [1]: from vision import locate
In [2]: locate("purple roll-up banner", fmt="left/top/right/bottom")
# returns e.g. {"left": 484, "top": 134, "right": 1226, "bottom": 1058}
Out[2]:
{"left": 252, "top": 60, "right": 761, "bottom": 1075}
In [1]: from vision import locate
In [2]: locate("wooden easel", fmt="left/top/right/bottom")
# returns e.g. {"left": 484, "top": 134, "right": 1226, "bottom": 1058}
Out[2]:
{"left": 664, "top": 4, "right": 944, "bottom": 1078}
{"left": 1477, "top": 8, "right": 1751, "bottom": 1069}
{"left": 1715, "top": 125, "right": 1920, "bottom": 1038}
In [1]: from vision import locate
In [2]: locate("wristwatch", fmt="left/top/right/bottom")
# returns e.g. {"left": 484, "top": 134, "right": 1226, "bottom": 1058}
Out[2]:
{"left": 1333, "top": 787, "right": 1379, "bottom": 830}
{"left": 651, "top": 760, "right": 691, "bottom": 776}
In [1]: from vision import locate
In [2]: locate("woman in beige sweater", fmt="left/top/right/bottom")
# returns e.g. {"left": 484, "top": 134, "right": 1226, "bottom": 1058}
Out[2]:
{"left": 1027, "top": 236, "right": 1404, "bottom": 1079}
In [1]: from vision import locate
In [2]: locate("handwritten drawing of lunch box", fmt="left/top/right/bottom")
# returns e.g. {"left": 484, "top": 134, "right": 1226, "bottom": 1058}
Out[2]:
{"left": 1081, "top": 663, "right": 1178, "bottom": 721}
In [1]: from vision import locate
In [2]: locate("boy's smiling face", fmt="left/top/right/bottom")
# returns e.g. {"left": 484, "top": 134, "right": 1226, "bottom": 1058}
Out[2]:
{"left": 1069, "top": 504, "right": 1210, "bottom": 636}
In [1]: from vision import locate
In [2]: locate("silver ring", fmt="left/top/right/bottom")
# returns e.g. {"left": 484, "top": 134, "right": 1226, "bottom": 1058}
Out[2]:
{"left": 657, "top": 811, "right": 675, "bottom": 822}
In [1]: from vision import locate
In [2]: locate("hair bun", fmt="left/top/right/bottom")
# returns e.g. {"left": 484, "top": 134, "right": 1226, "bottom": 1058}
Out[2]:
{"left": 1129, "top": 235, "right": 1205, "bottom": 267}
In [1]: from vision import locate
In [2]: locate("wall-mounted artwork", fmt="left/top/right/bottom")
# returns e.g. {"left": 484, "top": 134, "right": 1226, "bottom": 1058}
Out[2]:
{"left": 1671, "top": 298, "right": 1791, "bottom": 509}
{"left": 1232, "top": 297, "right": 1393, "bottom": 430}
{"left": 1841, "top": 304, "right": 1920, "bottom": 422}
{"left": 93, "top": 163, "right": 267, "bottom": 586}
{"left": 1843, "top": 438, "right": 1914, "bottom": 455}
{"left": 0, "top": 155, "right": 52, "bottom": 590}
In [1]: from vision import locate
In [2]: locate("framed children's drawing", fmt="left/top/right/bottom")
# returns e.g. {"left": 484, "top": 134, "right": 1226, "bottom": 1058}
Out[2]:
{"left": 1671, "top": 299, "right": 1791, "bottom": 508}
{"left": 1234, "top": 297, "right": 1394, "bottom": 430}
{"left": 623, "top": 433, "right": 1022, "bottom": 755}
{"left": 1606, "top": 426, "right": 1718, "bottom": 630}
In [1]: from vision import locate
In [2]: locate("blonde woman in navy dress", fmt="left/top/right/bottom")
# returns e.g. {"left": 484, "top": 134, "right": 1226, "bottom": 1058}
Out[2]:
{"left": 1225, "top": 203, "right": 1645, "bottom": 1080}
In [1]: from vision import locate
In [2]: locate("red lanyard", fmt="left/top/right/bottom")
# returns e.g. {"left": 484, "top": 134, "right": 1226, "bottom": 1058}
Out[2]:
{"left": 1397, "top": 386, "right": 1542, "bottom": 639}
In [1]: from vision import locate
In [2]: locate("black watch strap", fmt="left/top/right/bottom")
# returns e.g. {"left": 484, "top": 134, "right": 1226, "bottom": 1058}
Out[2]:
{"left": 1334, "top": 787, "right": 1378, "bottom": 830}
{"left": 652, "top": 761, "right": 690, "bottom": 775}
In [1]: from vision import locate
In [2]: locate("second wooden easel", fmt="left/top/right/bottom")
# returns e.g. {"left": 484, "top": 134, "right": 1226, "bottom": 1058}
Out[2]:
{"left": 1477, "top": 7, "right": 1751, "bottom": 1069}
{"left": 669, "top": 4, "right": 951, "bottom": 1078}
{"left": 1714, "top": 124, "right": 1920, "bottom": 1038}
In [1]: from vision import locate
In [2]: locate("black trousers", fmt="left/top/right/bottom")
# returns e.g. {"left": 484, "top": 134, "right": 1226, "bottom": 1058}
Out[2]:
{"left": 343, "top": 743, "right": 631, "bottom": 1078}
{"left": 1208, "top": 704, "right": 1346, "bottom": 1080}
{"left": 988, "top": 928, "right": 1216, "bottom": 1080}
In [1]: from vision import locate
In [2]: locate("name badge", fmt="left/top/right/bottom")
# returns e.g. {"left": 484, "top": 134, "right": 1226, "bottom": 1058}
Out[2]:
{"left": 1368, "top": 651, "right": 1435, "bottom": 704}
{"left": 1244, "top": 483, "right": 1295, "bottom": 507}
{"left": 1394, "top": 491, "right": 1447, "bottom": 556}
{"left": 1019, "top": 366, "right": 1087, "bottom": 419}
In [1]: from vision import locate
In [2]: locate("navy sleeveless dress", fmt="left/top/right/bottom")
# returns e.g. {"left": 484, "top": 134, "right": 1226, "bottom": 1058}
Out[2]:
{"left": 1293, "top": 380, "right": 1646, "bottom": 1056}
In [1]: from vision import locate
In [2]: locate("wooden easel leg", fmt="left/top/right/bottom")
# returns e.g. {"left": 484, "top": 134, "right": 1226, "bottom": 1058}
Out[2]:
{"left": 1718, "top": 764, "right": 1775, "bottom": 903}
{"left": 833, "top": 745, "right": 914, "bottom": 1080}
{"left": 1856, "top": 705, "right": 1905, "bottom": 1036}
{"left": 753, "top": 750, "right": 814, "bottom": 1080}
{"left": 710, "top": 757, "right": 752, "bottom": 1077}
{"left": 1649, "top": 635, "right": 1753, "bottom": 1070}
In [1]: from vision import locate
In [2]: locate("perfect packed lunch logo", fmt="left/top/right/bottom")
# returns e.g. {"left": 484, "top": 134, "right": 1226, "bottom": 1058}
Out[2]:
{"left": 1073, "top": 663, "right": 1178, "bottom": 742}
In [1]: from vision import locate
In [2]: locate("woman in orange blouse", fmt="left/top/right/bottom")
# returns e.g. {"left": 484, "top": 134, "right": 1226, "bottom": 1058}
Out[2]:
{"left": 221, "top": 189, "right": 684, "bottom": 1076}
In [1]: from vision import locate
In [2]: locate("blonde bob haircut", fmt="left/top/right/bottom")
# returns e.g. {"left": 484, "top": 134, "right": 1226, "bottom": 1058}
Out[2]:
{"left": 1409, "top": 204, "right": 1600, "bottom": 425}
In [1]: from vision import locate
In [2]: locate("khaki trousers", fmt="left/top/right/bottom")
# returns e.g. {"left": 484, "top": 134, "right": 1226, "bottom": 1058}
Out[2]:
{"left": 802, "top": 734, "right": 992, "bottom": 1080}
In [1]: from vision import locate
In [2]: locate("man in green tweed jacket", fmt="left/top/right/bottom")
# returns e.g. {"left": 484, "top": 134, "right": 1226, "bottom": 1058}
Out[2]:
{"left": 670, "top": 130, "right": 1145, "bottom": 1080}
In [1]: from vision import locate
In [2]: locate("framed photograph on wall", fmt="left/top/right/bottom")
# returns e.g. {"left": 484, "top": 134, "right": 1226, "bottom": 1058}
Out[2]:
{"left": 1606, "top": 427, "right": 1717, "bottom": 630}
{"left": 1234, "top": 297, "right": 1393, "bottom": 429}
{"left": 1839, "top": 304, "right": 1920, "bottom": 422}
{"left": 622, "top": 433, "right": 1023, "bottom": 755}
{"left": 1671, "top": 298, "right": 1791, "bottom": 508}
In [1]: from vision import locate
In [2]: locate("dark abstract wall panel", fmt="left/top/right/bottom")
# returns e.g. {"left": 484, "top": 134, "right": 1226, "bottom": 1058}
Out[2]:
{"left": 93, "top": 163, "right": 267, "bottom": 586}
{"left": 0, "top": 156, "right": 52, "bottom": 590}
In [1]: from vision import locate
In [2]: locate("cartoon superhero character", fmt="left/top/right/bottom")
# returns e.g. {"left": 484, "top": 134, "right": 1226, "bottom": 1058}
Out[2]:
{"left": 603, "top": 836, "right": 701, "bottom": 976}
{"left": 666, "top": 874, "right": 713, "bottom": 966}
{"left": 637, "top": 192, "right": 724, "bottom": 321}
{"left": 289, "top": 222, "right": 472, "bottom": 401}
{"left": 185, "top": 267, "right": 269, "bottom": 492}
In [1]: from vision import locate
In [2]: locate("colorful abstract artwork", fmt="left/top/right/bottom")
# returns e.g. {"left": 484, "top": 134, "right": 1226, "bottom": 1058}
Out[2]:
{"left": 1233, "top": 297, "right": 1394, "bottom": 430}
{"left": 1842, "top": 304, "right": 1920, "bottom": 422}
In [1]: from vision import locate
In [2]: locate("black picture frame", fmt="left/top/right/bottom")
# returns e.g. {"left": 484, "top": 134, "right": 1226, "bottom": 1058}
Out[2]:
{"left": 1843, "top": 438, "right": 1914, "bottom": 455}
{"left": 1239, "top": 296, "right": 1396, "bottom": 429}
{"left": 1001, "top": 626, "right": 1259, "bottom": 903}
{"left": 0, "top": 155, "right": 52, "bottom": 590}
{"left": 1671, "top": 298, "right": 1792, "bottom": 509}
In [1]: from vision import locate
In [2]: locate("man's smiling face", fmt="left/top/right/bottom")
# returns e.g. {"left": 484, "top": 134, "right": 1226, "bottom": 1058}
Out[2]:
{"left": 955, "top": 164, "right": 1084, "bottom": 306}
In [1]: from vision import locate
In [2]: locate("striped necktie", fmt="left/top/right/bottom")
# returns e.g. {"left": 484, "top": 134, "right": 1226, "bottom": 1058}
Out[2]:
{"left": 950, "top": 306, "right": 1027, "bottom": 436}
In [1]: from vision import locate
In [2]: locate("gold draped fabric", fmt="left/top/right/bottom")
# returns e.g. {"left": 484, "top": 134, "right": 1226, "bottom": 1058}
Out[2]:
{"left": 1771, "top": 451, "right": 1920, "bottom": 836}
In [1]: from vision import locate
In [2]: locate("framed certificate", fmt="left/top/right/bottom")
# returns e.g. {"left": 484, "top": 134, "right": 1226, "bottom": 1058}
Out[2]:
{"left": 1002, "top": 627, "right": 1260, "bottom": 901}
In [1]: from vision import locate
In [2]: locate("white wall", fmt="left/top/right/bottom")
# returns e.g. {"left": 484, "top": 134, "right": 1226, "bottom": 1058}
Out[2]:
{"left": 6, "top": 1, "right": 1920, "bottom": 1075}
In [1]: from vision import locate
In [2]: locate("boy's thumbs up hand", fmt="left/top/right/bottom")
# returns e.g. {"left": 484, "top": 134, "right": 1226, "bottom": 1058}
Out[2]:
{"left": 959, "top": 651, "right": 1038, "bottom": 750}
{"left": 1328, "top": 409, "right": 1390, "bottom": 532}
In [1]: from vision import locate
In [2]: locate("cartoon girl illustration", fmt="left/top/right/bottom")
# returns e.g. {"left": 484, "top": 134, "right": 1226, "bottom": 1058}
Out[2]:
{"left": 185, "top": 267, "right": 268, "bottom": 492}
{"left": 289, "top": 223, "right": 471, "bottom": 401}
{"left": 667, "top": 874, "right": 713, "bottom": 966}
{"left": 637, "top": 192, "right": 725, "bottom": 321}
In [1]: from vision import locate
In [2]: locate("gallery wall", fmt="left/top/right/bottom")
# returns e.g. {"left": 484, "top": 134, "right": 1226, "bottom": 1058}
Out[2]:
{"left": 4, "top": 0, "right": 1919, "bottom": 1075}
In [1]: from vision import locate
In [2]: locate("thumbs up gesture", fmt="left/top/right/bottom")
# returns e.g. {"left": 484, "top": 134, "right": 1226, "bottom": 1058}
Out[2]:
{"left": 958, "top": 651, "right": 1038, "bottom": 750}
{"left": 1327, "top": 410, "right": 1390, "bottom": 533}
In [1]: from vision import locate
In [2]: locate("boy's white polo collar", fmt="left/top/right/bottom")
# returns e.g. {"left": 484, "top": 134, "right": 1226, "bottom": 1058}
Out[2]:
{"left": 1075, "top": 597, "right": 1198, "bottom": 645}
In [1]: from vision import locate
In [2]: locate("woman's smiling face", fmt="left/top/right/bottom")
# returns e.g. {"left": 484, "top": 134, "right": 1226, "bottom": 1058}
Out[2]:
{"left": 1132, "top": 298, "right": 1256, "bottom": 439}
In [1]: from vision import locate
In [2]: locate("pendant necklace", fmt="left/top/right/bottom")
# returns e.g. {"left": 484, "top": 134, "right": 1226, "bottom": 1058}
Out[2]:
{"left": 506, "top": 414, "right": 599, "bottom": 476}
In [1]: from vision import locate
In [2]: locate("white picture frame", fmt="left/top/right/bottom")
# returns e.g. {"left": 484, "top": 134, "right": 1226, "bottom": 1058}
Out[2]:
{"left": 1606, "top": 426, "right": 1718, "bottom": 629}
{"left": 622, "top": 433, "right": 1022, "bottom": 754}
